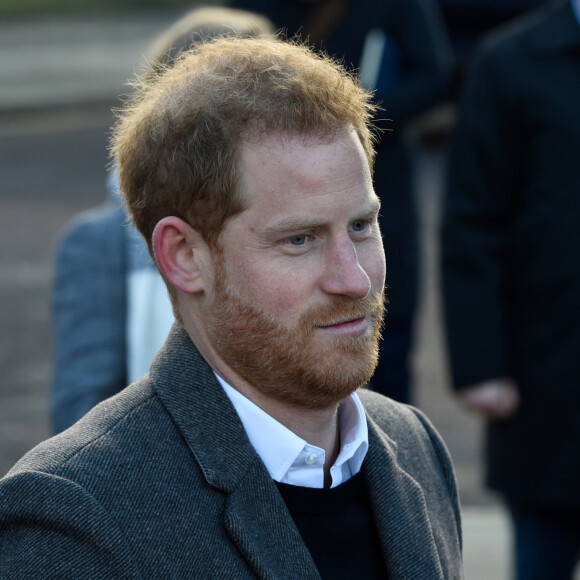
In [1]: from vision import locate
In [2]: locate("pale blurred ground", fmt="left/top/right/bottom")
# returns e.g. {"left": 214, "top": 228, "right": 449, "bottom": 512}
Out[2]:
{"left": 2, "top": 14, "right": 576, "bottom": 580}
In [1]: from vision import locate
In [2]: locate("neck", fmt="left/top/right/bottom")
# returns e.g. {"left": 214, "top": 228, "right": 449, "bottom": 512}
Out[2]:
{"left": 235, "top": 378, "right": 341, "bottom": 452}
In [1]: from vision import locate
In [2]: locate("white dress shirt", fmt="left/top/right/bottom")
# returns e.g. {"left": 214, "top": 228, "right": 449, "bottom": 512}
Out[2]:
{"left": 215, "top": 374, "right": 369, "bottom": 489}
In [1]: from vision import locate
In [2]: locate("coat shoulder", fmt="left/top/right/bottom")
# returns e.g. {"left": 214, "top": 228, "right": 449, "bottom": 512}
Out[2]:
{"left": 8, "top": 378, "right": 158, "bottom": 480}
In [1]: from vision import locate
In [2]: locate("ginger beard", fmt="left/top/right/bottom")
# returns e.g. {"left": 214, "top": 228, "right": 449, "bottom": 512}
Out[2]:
{"left": 204, "top": 256, "right": 385, "bottom": 409}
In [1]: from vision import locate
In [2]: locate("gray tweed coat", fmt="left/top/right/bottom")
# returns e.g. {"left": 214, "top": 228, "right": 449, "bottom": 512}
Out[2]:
{"left": 0, "top": 324, "right": 463, "bottom": 579}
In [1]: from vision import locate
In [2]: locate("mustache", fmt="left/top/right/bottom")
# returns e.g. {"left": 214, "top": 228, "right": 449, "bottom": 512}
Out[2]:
{"left": 305, "top": 291, "right": 385, "bottom": 328}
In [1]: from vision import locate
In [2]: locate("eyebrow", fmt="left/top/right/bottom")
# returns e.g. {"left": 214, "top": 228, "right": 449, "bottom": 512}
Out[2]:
{"left": 258, "top": 199, "right": 381, "bottom": 239}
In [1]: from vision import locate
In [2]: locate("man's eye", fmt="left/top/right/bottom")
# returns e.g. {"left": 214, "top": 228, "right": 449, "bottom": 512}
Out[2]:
{"left": 352, "top": 220, "right": 367, "bottom": 232}
{"left": 288, "top": 234, "right": 308, "bottom": 246}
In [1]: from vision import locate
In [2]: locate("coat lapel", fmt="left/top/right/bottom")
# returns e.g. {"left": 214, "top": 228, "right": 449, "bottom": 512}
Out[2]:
{"left": 149, "top": 324, "right": 319, "bottom": 579}
{"left": 364, "top": 417, "right": 445, "bottom": 580}
{"left": 223, "top": 462, "right": 321, "bottom": 580}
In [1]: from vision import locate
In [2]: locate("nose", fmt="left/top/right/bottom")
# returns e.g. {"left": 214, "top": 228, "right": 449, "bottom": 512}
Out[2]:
{"left": 320, "top": 237, "right": 371, "bottom": 299}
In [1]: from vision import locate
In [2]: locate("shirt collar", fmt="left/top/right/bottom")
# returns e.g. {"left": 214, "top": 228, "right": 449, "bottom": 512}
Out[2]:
{"left": 216, "top": 373, "right": 369, "bottom": 489}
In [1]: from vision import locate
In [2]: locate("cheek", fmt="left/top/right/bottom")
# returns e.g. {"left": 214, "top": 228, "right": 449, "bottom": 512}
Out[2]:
{"left": 229, "top": 258, "right": 314, "bottom": 317}
{"left": 261, "top": 274, "right": 312, "bottom": 317}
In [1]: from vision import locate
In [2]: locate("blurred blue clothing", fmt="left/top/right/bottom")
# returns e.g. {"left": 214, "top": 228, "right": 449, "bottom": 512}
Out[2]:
{"left": 51, "top": 172, "right": 173, "bottom": 434}
{"left": 508, "top": 499, "right": 580, "bottom": 580}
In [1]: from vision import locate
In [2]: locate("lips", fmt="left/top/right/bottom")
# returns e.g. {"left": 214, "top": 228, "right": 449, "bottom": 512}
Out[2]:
{"left": 319, "top": 315, "right": 366, "bottom": 328}
{"left": 310, "top": 292, "right": 384, "bottom": 336}
{"left": 317, "top": 315, "right": 369, "bottom": 338}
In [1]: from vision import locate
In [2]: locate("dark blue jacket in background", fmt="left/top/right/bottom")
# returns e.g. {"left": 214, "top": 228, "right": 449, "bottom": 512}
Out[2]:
{"left": 442, "top": 0, "right": 580, "bottom": 508}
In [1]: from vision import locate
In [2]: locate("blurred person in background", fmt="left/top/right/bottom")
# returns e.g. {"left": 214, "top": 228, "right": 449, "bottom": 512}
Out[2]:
{"left": 0, "top": 35, "right": 462, "bottom": 577}
{"left": 442, "top": 1, "right": 580, "bottom": 578}
{"left": 50, "top": 6, "right": 274, "bottom": 434}
{"left": 232, "top": 0, "right": 455, "bottom": 404}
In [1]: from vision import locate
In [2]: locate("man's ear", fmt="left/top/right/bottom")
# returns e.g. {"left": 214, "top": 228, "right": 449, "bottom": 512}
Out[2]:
{"left": 152, "top": 217, "right": 211, "bottom": 294}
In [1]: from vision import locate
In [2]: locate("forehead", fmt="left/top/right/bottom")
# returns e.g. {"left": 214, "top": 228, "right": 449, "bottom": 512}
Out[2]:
{"left": 235, "top": 128, "right": 377, "bottom": 224}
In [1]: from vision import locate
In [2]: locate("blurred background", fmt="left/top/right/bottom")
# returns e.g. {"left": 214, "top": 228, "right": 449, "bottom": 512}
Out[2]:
{"left": 0, "top": 0, "right": 565, "bottom": 578}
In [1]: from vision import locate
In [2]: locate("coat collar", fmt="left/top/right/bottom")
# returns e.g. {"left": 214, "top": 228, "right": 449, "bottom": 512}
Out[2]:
{"left": 149, "top": 323, "right": 260, "bottom": 492}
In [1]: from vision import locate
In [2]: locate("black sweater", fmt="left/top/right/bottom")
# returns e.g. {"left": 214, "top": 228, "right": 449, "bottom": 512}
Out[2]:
{"left": 275, "top": 472, "right": 389, "bottom": 579}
